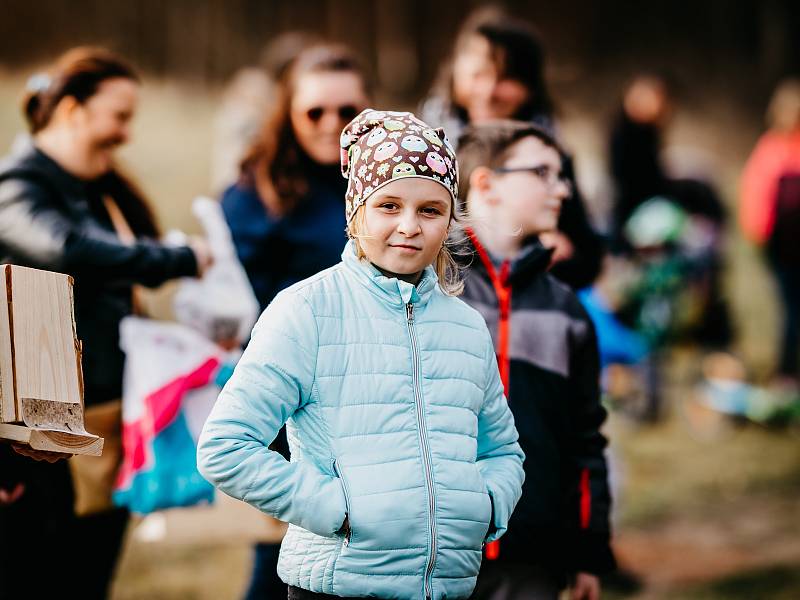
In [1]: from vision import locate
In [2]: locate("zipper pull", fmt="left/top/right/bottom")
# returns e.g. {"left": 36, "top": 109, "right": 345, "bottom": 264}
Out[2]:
{"left": 406, "top": 302, "right": 414, "bottom": 322}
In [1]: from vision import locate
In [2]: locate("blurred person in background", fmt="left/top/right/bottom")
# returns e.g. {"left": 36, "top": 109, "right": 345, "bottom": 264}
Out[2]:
{"left": 608, "top": 74, "right": 731, "bottom": 348}
{"left": 212, "top": 31, "right": 322, "bottom": 193}
{"left": 740, "top": 77, "right": 800, "bottom": 384}
{"left": 0, "top": 47, "right": 211, "bottom": 599}
{"left": 608, "top": 75, "right": 671, "bottom": 242}
{"left": 609, "top": 74, "right": 726, "bottom": 241}
{"left": 220, "top": 43, "right": 370, "bottom": 599}
{"left": 421, "top": 7, "right": 605, "bottom": 290}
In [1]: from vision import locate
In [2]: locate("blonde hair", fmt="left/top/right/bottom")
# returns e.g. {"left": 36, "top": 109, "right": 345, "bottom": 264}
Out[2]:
{"left": 347, "top": 204, "right": 465, "bottom": 296}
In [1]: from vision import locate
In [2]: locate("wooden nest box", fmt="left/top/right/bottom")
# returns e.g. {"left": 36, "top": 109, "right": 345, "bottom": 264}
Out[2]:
{"left": 0, "top": 264, "right": 103, "bottom": 456}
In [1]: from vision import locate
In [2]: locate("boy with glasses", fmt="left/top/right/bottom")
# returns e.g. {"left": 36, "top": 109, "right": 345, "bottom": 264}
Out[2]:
{"left": 457, "top": 122, "right": 615, "bottom": 600}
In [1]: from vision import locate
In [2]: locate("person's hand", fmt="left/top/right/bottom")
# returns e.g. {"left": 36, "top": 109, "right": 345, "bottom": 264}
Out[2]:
{"left": 540, "top": 231, "right": 575, "bottom": 265}
{"left": 216, "top": 337, "right": 241, "bottom": 351}
{"left": 0, "top": 483, "right": 25, "bottom": 505}
{"left": 189, "top": 237, "right": 214, "bottom": 276}
{"left": 11, "top": 444, "right": 70, "bottom": 463}
{"left": 571, "top": 572, "right": 601, "bottom": 600}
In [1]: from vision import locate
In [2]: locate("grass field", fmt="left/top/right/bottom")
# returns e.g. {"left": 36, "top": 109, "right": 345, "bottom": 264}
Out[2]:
{"left": 1, "top": 72, "right": 797, "bottom": 599}
{"left": 106, "top": 404, "right": 800, "bottom": 600}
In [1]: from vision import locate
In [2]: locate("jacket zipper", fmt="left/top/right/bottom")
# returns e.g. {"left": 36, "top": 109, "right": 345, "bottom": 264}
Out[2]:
{"left": 332, "top": 459, "right": 352, "bottom": 546}
{"left": 406, "top": 302, "right": 437, "bottom": 600}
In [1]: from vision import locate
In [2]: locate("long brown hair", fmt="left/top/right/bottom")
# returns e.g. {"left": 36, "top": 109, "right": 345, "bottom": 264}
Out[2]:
{"left": 22, "top": 46, "right": 159, "bottom": 238}
{"left": 240, "top": 44, "right": 368, "bottom": 218}
{"left": 430, "top": 8, "right": 555, "bottom": 125}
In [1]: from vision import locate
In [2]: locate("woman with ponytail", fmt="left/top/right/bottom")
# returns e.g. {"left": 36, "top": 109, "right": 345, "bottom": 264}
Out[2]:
{"left": 0, "top": 47, "right": 211, "bottom": 598}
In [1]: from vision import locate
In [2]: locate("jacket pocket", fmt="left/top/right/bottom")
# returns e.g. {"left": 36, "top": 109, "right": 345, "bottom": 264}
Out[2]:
{"left": 482, "top": 491, "right": 494, "bottom": 542}
{"left": 473, "top": 466, "right": 494, "bottom": 542}
{"left": 332, "top": 459, "right": 354, "bottom": 546}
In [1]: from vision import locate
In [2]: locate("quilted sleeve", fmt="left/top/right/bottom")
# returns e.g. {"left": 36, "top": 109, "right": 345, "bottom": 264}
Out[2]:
{"left": 475, "top": 328, "right": 525, "bottom": 542}
{"left": 197, "top": 290, "right": 346, "bottom": 537}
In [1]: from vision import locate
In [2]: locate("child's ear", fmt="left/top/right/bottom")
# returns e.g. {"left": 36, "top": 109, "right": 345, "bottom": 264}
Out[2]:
{"left": 469, "top": 166, "right": 493, "bottom": 193}
{"left": 469, "top": 166, "right": 499, "bottom": 204}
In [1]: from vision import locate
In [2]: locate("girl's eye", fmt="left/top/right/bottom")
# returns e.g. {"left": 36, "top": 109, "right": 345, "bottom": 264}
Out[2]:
{"left": 421, "top": 207, "right": 442, "bottom": 216}
{"left": 379, "top": 203, "right": 398, "bottom": 211}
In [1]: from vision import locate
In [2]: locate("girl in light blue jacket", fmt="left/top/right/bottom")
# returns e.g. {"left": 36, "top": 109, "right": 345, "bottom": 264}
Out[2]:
{"left": 197, "top": 109, "right": 524, "bottom": 600}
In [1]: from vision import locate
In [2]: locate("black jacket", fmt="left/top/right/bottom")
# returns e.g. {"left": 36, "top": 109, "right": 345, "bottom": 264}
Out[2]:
{"left": 460, "top": 236, "right": 615, "bottom": 581}
{"left": 549, "top": 153, "right": 606, "bottom": 290}
{"left": 0, "top": 142, "right": 198, "bottom": 407}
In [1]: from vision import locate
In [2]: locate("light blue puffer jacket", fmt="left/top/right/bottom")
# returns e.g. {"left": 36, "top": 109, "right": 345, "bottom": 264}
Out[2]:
{"left": 197, "top": 241, "right": 524, "bottom": 600}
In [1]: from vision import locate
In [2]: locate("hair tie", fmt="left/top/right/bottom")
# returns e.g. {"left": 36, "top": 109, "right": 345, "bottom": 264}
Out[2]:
{"left": 25, "top": 73, "right": 52, "bottom": 94}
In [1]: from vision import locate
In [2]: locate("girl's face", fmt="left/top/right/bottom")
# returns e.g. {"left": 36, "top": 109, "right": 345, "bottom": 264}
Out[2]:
{"left": 358, "top": 178, "right": 452, "bottom": 284}
{"left": 290, "top": 71, "right": 368, "bottom": 165}
{"left": 60, "top": 77, "right": 138, "bottom": 179}
{"left": 452, "top": 34, "right": 530, "bottom": 123}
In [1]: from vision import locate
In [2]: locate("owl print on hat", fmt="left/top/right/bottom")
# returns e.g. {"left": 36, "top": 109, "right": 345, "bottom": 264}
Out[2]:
{"left": 340, "top": 108, "right": 459, "bottom": 222}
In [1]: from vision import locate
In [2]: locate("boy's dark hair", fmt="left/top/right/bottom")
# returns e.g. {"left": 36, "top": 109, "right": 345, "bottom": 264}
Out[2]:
{"left": 457, "top": 120, "right": 562, "bottom": 202}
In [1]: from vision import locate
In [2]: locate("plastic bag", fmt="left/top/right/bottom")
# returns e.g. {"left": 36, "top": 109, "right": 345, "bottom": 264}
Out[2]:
{"left": 173, "top": 196, "right": 259, "bottom": 345}
{"left": 114, "top": 317, "right": 237, "bottom": 514}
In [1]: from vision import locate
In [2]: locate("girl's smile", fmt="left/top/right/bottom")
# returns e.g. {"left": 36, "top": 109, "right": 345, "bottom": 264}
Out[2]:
{"left": 388, "top": 243, "right": 423, "bottom": 253}
{"left": 356, "top": 178, "right": 452, "bottom": 284}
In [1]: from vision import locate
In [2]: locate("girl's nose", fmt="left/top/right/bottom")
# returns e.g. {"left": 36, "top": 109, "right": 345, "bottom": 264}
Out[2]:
{"left": 397, "top": 212, "right": 421, "bottom": 236}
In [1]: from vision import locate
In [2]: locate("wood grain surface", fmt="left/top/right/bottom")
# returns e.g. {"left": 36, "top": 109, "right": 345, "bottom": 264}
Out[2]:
{"left": 0, "top": 265, "right": 17, "bottom": 422}
{"left": 8, "top": 265, "right": 81, "bottom": 409}
{"left": 0, "top": 422, "right": 103, "bottom": 456}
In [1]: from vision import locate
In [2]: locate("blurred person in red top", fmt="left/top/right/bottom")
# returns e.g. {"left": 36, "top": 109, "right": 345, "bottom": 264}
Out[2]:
{"left": 740, "top": 78, "right": 800, "bottom": 381}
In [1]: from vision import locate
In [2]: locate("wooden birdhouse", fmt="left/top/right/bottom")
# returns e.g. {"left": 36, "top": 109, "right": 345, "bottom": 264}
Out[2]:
{"left": 0, "top": 264, "right": 103, "bottom": 456}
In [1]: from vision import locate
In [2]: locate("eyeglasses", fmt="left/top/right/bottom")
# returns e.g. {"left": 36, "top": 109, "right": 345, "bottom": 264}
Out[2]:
{"left": 493, "top": 164, "right": 573, "bottom": 194}
{"left": 305, "top": 105, "right": 361, "bottom": 123}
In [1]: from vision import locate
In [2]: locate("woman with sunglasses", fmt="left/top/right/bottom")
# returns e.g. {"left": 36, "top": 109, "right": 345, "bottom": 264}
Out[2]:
{"left": 222, "top": 43, "right": 368, "bottom": 313}
{"left": 219, "top": 43, "right": 369, "bottom": 600}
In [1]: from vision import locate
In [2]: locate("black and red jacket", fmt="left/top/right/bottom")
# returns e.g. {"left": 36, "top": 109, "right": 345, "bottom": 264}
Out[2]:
{"left": 460, "top": 231, "right": 616, "bottom": 580}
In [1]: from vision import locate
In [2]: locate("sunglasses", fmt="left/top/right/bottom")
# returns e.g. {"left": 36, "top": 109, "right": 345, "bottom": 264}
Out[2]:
{"left": 305, "top": 105, "right": 360, "bottom": 123}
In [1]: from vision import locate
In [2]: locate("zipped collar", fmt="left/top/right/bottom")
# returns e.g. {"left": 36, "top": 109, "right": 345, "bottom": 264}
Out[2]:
{"left": 465, "top": 229, "right": 553, "bottom": 287}
{"left": 341, "top": 240, "right": 439, "bottom": 308}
